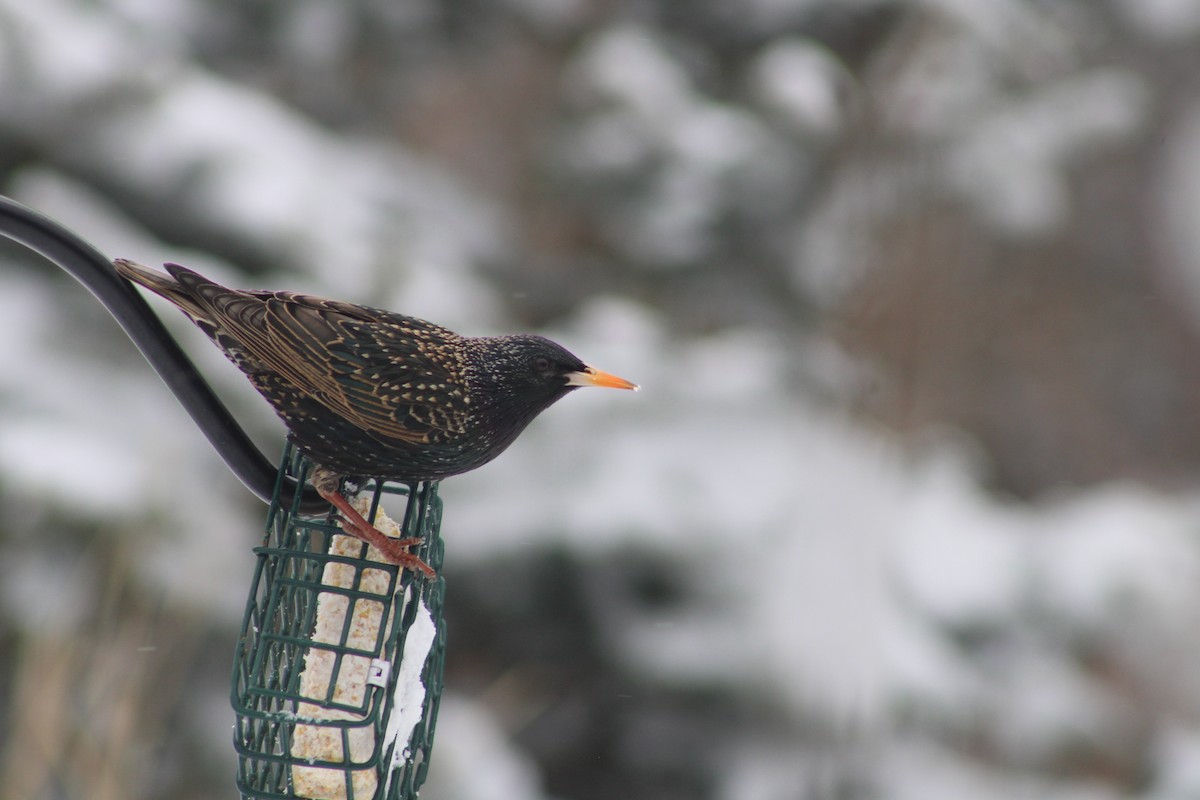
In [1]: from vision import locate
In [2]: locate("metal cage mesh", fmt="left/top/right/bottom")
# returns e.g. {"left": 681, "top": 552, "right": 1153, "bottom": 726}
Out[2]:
{"left": 232, "top": 444, "right": 446, "bottom": 799}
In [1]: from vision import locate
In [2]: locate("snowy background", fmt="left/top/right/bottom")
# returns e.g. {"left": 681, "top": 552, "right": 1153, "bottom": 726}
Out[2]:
{"left": 3, "top": 1, "right": 1200, "bottom": 799}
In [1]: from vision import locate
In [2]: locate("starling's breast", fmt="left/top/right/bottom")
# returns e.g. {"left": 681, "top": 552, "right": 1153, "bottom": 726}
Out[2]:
{"left": 250, "top": 368, "right": 492, "bottom": 481}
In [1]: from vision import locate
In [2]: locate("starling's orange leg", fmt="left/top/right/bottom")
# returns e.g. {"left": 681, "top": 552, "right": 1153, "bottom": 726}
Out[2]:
{"left": 317, "top": 488, "right": 436, "bottom": 580}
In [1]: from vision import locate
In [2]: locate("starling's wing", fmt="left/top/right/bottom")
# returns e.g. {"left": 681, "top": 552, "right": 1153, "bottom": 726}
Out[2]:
{"left": 202, "top": 287, "right": 467, "bottom": 444}
{"left": 333, "top": 316, "right": 472, "bottom": 441}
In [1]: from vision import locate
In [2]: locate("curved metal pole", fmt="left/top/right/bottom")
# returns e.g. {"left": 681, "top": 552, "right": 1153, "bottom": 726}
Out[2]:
{"left": 0, "top": 194, "right": 327, "bottom": 514}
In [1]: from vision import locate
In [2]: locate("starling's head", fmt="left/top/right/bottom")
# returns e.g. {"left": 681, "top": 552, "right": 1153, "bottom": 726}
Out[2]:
{"left": 467, "top": 334, "right": 638, "bottom": 430}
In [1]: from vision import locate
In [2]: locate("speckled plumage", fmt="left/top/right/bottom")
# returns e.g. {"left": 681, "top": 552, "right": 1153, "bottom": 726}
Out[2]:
{"left": 114, "top": 259, "right": 637, "bottom": 577}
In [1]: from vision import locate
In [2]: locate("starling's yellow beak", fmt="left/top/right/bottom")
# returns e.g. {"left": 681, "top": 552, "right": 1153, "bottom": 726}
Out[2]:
{"left": 566, "top": 365, "right": 640, "bottom": 391}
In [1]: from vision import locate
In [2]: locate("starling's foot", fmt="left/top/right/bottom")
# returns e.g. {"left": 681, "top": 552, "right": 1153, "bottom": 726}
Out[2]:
{"left": 317, "top": 487, "right": 436, "bottom": 580}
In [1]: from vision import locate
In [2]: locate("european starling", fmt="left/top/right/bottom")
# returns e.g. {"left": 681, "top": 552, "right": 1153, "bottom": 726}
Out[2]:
{"left": 114, "top": 259, "right": 638, "bottom": 577}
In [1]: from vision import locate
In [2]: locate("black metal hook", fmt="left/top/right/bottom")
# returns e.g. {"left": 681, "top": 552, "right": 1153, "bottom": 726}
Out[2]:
{"left": 0, "top": 194, "right": 328, "bottom": 514}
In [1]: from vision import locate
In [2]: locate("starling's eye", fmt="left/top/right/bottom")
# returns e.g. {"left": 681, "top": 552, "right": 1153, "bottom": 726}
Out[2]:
{"left": 533, "top": 356, "right": 552, "bottom": 373}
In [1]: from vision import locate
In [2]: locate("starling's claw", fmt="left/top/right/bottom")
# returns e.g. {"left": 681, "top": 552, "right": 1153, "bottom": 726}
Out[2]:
{"left": 318, "top": 487, "right": 436, "bottom": 580}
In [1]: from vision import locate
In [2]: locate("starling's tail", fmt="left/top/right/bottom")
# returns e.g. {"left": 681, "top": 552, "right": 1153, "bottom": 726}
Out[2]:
{"left": 114, "top": 258, "right": 210, "bottom": 320}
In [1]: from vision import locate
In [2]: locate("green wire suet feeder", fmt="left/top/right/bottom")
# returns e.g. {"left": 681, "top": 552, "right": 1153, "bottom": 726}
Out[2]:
{"left": 233, "top": 445, "right": 447, "bottom": 800}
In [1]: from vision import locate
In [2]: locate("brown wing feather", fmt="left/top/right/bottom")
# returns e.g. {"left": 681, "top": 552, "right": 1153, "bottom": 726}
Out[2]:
{"left": 206, "top": 288, "right": 466, "bottom": 443}
{"left": 334, "top": 317, "right": 472, "bottom": 440}
{"left": 122, "top": 261, "right": 472, "bottom": 444}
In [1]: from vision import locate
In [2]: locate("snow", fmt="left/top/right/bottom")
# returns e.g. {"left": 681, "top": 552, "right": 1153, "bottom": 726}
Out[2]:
{"left": 945, "top": 69, "right": 1149, "bottom": 237}
{"left": 570, "top": 25, "right": 694, "bottom": 120}
{"left": 1145, "top": 726, "right": 1200, "bottom": 799}
{"left": 1034, "top": 486, "right": 1200, "bottom": 634}
{"left": 0, "top": 421, "right": 147, "bottom": 515}
{"left": 0, "top": 2, "right": 149, "bottom": 106}
{"left": 893, "top": 456, "right": 1029, "bottom": 627}
{"left": 85, "top": 71, "right": 495, "bottom": 292}
{"left": 1112, "top": 0, "right": 1200, "bottom": 40}
{"left": 748, "top": 39, "right": 847, "bottom": 137}
{"left": 384, "top": 597, "right": 437, "bottom": 781}
{"left": 561, "top": 24, "right": 778, "bottom": 268}
{"left": 422, "top": 697, "right": 550, "bottom": 800}
{"left": 1, "top": 1, "right": 1199, "bottom": 799}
